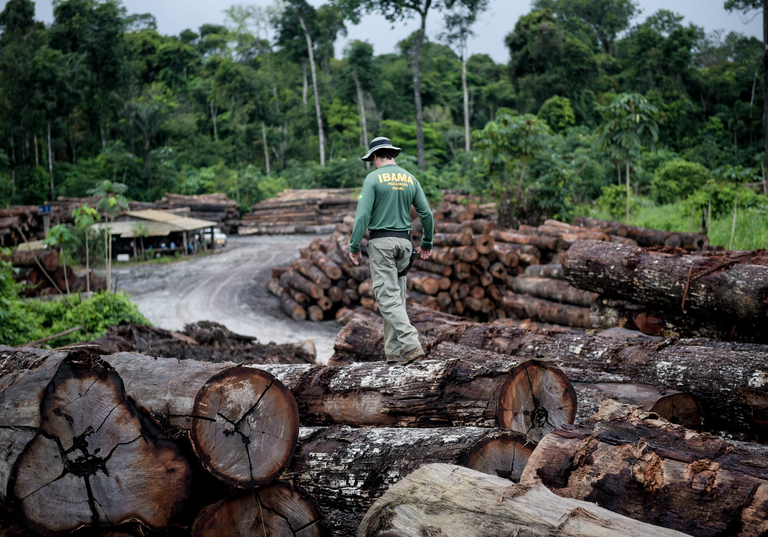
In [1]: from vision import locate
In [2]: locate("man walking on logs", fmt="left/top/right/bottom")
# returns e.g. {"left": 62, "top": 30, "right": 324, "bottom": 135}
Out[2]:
{"left": 349, "top": 137, "right": 434, "bottom": 364}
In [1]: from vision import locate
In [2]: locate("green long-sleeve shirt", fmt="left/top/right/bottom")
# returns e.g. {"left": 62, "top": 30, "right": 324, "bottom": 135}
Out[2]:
{"left": 349, "top": 164, "right": 434, "bottom": 254}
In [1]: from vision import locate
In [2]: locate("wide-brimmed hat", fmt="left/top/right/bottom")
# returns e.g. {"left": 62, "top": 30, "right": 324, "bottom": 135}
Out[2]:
{"left": 361, "top": 137, "right": 401, "bottom": 161}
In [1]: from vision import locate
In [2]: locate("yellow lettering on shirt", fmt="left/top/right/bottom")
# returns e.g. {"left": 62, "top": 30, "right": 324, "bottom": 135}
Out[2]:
{"left": 395, "top": 173, "right": 406, "bottom": 182}
{"left": 408, "top": 175, "right": 414, "bottom": 184}
{"left": 381, "top": 173, "right": 391, "bottom": 182}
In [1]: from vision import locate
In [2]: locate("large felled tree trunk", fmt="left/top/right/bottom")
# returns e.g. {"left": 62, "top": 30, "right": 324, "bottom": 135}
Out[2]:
{"left": 0, "top": 348, "right": 192, "bottom": 536}
{"left": 399, "top": 304, "right": 768, "bottom": 438}
{"left": 280, "top": 427, "right": 533, "bottom": 536}
{"left": 192, "top": 481, "right": 326, "bottom": 537}
{"left": 105, "top": 352, "right": 299, "bottom": 489}
{"left": 358, "top": 464, "right": 690, "bottom": 537}
{"left": 257, "top": 343, "right": 576, "bottom": 443}
{"left": 522, "top": 405, "right": 768, "bottom": 537}
{"left": 563, "top": 240, "right": 768, "bottom": 340}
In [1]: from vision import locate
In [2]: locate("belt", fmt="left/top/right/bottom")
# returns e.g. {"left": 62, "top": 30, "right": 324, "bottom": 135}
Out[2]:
{"left": 369, "top": 229, "right": 411, "bottom": 240}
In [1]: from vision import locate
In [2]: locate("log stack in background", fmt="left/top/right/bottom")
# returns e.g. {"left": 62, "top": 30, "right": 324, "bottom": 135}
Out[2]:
{"left": 2, "top": 247, "right": 106, "bottom": 297}
{"left": 154, "top": 193, "right": 239, "bottom": 233}
{"left": 240, "top": 188, "right": 357, "bottom": 235}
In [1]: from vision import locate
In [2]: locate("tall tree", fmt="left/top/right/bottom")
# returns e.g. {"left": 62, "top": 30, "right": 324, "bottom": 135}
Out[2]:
{"left": 594, "top": 93, "right": 660, "bottom": 222}
{"left": 440, "top": 0, "right": 488, "bottom": 152}
{"left": 344, "top": 40, "right": 375, "bottom": 149}
{"left": 725, "top": 0, "right": 766, "bottom": 185}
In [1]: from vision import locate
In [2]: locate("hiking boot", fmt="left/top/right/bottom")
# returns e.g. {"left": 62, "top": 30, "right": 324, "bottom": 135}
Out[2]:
{"left": 385, "top": 354, "right": 400, "bottom": 363}
{"left": 398, "top": 346, "right": 425, "bottom": 365}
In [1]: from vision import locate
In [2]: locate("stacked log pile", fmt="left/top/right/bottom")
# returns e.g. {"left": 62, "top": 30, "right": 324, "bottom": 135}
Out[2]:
{"left": 240, "top": 188, "right": 357, "bottom": 235}
{"left": 575, "top": 216, "right": 713, "bottom": 250}
{"left": 0, "top": 345, "right": 323, "bottom": 537}
{"left": 332, "top": 307, "right": 768, "bottom": 535}
{"left": 155, "top": 193, "right": 239, "bottom": 233}
{"left": 0, "top": 206, "right": 43, "bottom": 246}
{"left": 1, "top": 247, "right": 106, "bottom": 297}
{"left": 563, "top": 239, "right": 768, "bottom": 342}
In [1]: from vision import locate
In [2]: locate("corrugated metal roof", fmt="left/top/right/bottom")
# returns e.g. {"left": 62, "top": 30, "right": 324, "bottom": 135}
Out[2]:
{"left": 123, "top": 209, "right": 218, "bottom": 231}
{"left": 92, "top": 221, "right": 178, "bottom": 238}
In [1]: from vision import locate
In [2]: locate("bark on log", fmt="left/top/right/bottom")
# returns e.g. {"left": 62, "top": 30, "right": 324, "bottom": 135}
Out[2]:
{"left": 358, "top": 464, "right": 689, "bottom": 537}
{"left": 501, "top": 292, "right": 592, "bottom": 328}
{"left": 490, "top": 230, "right": 559, "bottom": 251}
{"left": 524, "top": 263, "right": 564, "bottom": 280}
{"left": 309, "top": 250, "right": 342, "bottom": 280}
{"left": 281, "top": 427, "right": 534, "bottom": 537}
{"left": 521, "top": 405, "right": 768, "bottom": 537}
{"left": 491, "top": 243, "right": 520, "bottom": 267}
{"left": 432, "top": 232, "right": 473, "bottom": 247}
{"left": 412, "top": 258, "right": 452, "bottom": 276}
{"left": 292, "top": 259, "right": 332, "bottom": 290}
{"left": 348, "top": 265, "right": 370, "bottom": 282}
{"left": 0, "top": 348, "right": 191, "bottom": 536}
{"left": 474, "top": 234, "right": 494, "bottom": 254}
{"left": 267, "top": 278, "right": 284, "bottom": 297}
{"left": 326, "top": 320, "right": 575, "bottom": 440}
{"left": 4, "top": 250, "right": 59, "bottom": 272}
{"left": 429, "top": 247, "right": 455, "bottom": 265}
{"left": 511, "top": 275, "right": 599, "bottom": 308}
{"left": 327, "top": 286, "right": 343, "bottom": 303}
{"left": 571, "top": 380, "right": 701, "bottom": 427}
{"left": 192, "top": 482, "right": 326, "bottom": 537}
{"left": 563, "top": 240, "right": 768, "bottom": 335}
{"left": 449, "top": 246, "right": 478, "bottom": 262}
{"left": 288, "top": 288, "right": 310, "bottom": 307}
{"left": 280, "top": 270, "right": 323, "bottom": 300}
{"left": 280, "top": 293, "right": 307, "bottom": 321}
{"left": 407, "top": 271, "right": 439, "bottom": 295}
{"left": 403, "top": 304, "right": 768, "bottom": 438}
{"left": 53, "top": 265, "right": 76, "bottom": 291}
{"left": 106, "top": 353, "right": 299, "bottom": 489}
{"left": 308, "top": 305, "right": 324, "bottom": 322}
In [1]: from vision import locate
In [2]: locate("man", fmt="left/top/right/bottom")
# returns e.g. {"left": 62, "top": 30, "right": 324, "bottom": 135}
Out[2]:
{"left": 349, "top": 137, "right": 434, "bottom": 364}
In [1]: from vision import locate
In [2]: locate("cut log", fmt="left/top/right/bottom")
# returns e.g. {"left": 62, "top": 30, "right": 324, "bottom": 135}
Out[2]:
{"left": 292, "top": 259, "right": 332, "bottom": 290}
{"left": 281, "top": 427, "right": 533, "bottom": 537}
{"left": 432, "top": 232, "right": 473, "bottom": 247}
{"left": 53, "top": 265, "right": 76, "bottom": 291}
{"left": 358, "top": 464, "right": 689, "bottom": 537}
{"left": 412, "top": 258, "right": 452, "bottom": 276}
{"left": 280, "top": 270, "right": 323, "bottom": 300}
{"left": 280, "top": 293, "right": 307, "bottom": 321}
{"left": 491, "top": 243, "right": 520, "bottom": 267}
{"left": 563, "top": 240, "right": 768, "bottom": 337}
{"left": 192, "top": 482, "right": 325, "bottom": 537}
{"left": 501, "top": 292, "right": 592, "bottom": 328}
{"left": 316, "top": 295, "right": 332, "bottom": 311}
{"left": 0, "top": 348, "right": 191, "bottom": 535}
{"left": 490, "top": 230, "right": 559, "bottom": 251}
{"left": 307, "top": 305, "right": 324, "bottom": 321}
{"left": 403, "top": 304, "right": 768, "bottom": 439}
{"left": 266, "top": 278, "right": 284, "bottom": 297}
{"left": 106, "top": 353, "right": 299, "bottom": 489}
{"left": 571, "top": 380, "right": 701, "bottom": 427}
{"left": 288, "top": 288, "right": 310, "bottom": 307}
{"left": 341, "top": 288, "right": 358, "bottom": 306}
{"left": 524, "top": 263, "right": 564, "bottom": 280}
{"left": 488, "top": 262, "right": 508, "bottom": 280}
{"left": 348, "top": 265, "right": 370, "bottom": 282}
{"left": 429, "top": 247, "right": 455, "bottom": 266}
{"left": 449, "top": 245, "right": 478, "bottom": 262}
{"left": 407, "top": 271, "right": 439, "bottom": 295}
{"left": 521, "top": 404, "right": 768, "bottom": 537}
{"left": 325, "top": 320, "right": 575, "bottom": 440}
{"left": 309, "top": 250, "right": 342, "bottom": 280}
{"left": 327, "top": 286, "right": 343, "bottom": 303}
{"left": 473, "top": 234, "right": 494, "bottom": 254}
{"left": 511, "top": 275, "right": 599, "bottom": 307}
{"left": 3, "top": 250, "right": 59, "bottom": 272}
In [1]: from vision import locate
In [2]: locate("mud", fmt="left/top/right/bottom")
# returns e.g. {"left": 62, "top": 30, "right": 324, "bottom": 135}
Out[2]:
{"left": 117, "top": 234, "right": 340, "bottom": 364}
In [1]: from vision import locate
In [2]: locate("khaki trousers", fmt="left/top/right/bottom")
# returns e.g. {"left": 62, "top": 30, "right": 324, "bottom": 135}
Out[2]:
{"left": 367, "top": 236, "right": 421, "bottom": 357}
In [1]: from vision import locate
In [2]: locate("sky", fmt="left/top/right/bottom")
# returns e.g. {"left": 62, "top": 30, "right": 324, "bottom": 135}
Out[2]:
{"left": 5, "top": 0, "right": 765, "bottom": 63}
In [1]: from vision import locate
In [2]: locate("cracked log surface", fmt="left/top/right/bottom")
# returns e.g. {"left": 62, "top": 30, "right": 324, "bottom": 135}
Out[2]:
{"left": 105, "top": 353, "right": 299, "bottom": 489}
{"left": 0, "top": 347, "right": 191, "bottom": 536}
{"left": 357, "top": 463, "right": 689, "bottom": 537}
{"left": 521, "top": 405, "right": 768, "bottom": 537}
{"left": 392, "top": 304, "right": 768, "bottom": 439}
{"left": 192, "top": 481, "right": 326, "bottom": 537}
{"left": 280, "top": 427, "right": 534, "bottom": 537}
{"left": 255, "top": 346, "right": 576, "bottom": 442}
{"left": 563, "top": 240, "right": 768, "bottom": 340}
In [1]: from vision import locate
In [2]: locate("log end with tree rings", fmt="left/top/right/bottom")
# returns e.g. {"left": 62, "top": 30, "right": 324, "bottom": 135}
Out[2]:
{"left": 462, "top": 432, "right": 535, "bottom": 483}
{"left": 12, "top": 357, "right": 192, "bottom": 536}
{"left": 496, "top": 360, "right": 576, "bottom": 442}
{"left": 190, "top": 367, "right": 299, "bottom": 489}
{"left": 192, "top": 482, "right": 326, "bottom": 537}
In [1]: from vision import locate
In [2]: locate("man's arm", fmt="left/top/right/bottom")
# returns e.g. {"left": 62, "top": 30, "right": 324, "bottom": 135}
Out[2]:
{"left": 349, "top": 178, "right": 375, "bottom": 263}
{"left": 413, "top": 181, "right": 434, "bottom": 259}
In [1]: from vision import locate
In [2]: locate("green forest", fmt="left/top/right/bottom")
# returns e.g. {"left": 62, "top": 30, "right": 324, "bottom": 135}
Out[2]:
{"left": 0, "top": 0, "right": 767, "bottom": 248}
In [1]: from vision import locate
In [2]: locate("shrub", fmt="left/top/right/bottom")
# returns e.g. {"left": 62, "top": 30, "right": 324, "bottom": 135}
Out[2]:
{"left": 596, "top": 184, "right": 638, "bottom": 220}
{"left": 650, "top": 160, "right": 710, "bottom": 204}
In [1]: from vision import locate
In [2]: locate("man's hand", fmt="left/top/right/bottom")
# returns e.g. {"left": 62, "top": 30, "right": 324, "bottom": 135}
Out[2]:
{"left": 417, "top": 247, "right": 432, "bottom": 260}
{"left": 349, "top": 251, "right": 363, "bottom": 266}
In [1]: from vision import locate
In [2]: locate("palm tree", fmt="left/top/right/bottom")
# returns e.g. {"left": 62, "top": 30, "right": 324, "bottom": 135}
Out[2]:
{"left": 72, "top": 204, "right": 99, "bottom": 293}
{"left": 88, "top": 180, "right": 129, "bottom": 292}
{"left": 595, "top": 93, "right": 660, "bottom": 222}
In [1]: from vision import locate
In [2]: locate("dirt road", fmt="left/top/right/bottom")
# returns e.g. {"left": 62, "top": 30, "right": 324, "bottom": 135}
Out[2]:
{"left": 117, "top": 234, "right": 341, "bottom": 364}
